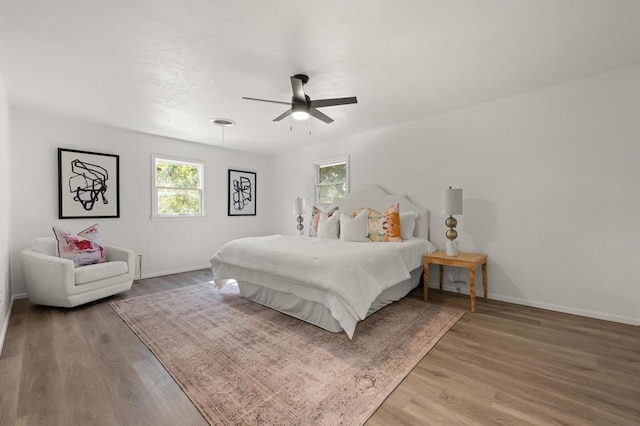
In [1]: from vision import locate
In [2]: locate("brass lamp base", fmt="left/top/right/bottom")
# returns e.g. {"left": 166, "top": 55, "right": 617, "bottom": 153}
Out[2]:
{"left": 296, "top": 215, "right": 304, "bottom": 236}
{"left": 445, "top": 215, "right": 459, "bottom": 256}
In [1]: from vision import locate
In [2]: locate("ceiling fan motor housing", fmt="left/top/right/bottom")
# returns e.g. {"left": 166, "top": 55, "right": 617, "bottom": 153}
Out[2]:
{"left": 292, "top": 102, "right": 309, "bottom": 113}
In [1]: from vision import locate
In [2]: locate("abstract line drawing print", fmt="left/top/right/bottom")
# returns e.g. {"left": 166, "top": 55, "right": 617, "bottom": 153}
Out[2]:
{"left": 68, "top": 159, "right": 109, "bottom": 211}
{"left": 232, "top": 176, "right": 252, "bottom": 211}
{"left": 58, "top": 148, "right": 119, "bottom": 219}
{"left": 227, "top": 169, "right": 256, "bottom": 216}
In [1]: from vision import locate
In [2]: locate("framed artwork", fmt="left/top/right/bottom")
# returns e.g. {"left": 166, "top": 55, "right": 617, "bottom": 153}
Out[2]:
{"left": 58, "top": 148, "right": 120, "bottom": 219}
{"left": 228, "top": 169, "right": 256, "bottom": 216}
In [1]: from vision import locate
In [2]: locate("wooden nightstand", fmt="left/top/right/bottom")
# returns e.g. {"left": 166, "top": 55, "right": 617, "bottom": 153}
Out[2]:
{"left": 423, "top": 251, "right": 488, "bottom": 312}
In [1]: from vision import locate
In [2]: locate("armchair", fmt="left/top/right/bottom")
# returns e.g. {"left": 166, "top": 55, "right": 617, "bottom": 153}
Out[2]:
{"left": 20, "top": 237, "right": 135, "bottom": 307}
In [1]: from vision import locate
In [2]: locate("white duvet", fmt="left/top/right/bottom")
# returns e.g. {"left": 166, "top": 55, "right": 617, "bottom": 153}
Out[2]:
{"left": 210, "top": 235, "right": 433, "bottom": 337}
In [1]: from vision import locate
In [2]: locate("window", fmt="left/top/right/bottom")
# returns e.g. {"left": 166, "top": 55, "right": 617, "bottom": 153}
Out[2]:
{"left": 314, "top": 155, "right": 349, "bottom": 206}
{"left": 152, "top": 155, "right": 204, "bottom": 217}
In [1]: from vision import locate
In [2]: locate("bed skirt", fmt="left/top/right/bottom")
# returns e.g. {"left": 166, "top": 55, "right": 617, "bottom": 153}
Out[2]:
{"left": 235, "top": 267, "right": 424, "bottom": 334}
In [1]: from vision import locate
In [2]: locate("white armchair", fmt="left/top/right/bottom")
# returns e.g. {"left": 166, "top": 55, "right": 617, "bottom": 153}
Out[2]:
{"left": 20, "top": 237, "right": 135, "bottom": 307}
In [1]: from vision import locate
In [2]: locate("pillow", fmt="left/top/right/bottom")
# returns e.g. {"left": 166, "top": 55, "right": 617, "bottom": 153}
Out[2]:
{"left": 400, "top": 211, "right": 417, "bottom": 240}
{"left": 317, "top": 211, "right": 340, "bottom": 239}
{"left": 309, "top": 205, "right": 339, "bottom": 237}
{"left": 52, "top": 223, "right": 106, "bottom": 267}
{"left": 363, "top": 203, "right": 402, "bottom": 242}
{"left": 77, "top": 223, "right": 104, "bottom": 245}
{"left": 339, "top": 210, "right": 369, "bottom": 242}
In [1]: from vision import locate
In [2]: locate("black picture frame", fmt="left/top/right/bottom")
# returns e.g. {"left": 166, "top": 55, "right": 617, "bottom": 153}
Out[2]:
{"left": 228, "top": 169, "right": 256, "bottom": 216}
{"left": 58, "top": 148, "right": 120, "bottom": 219}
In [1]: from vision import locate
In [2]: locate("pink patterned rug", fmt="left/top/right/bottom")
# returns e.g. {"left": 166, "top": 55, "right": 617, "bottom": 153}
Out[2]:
{"left": 110, "top": 283, "right": 463, "bottom": 425}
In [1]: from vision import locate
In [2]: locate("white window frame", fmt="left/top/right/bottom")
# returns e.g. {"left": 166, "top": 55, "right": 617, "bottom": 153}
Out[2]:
{"left": 313, "top": 154, "right": 350, "bottom": 207}
{"left": 151, "top": 154, "right": 205, "bottom": 219}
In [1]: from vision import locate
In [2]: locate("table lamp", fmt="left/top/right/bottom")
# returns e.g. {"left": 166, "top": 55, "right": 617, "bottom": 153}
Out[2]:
{"left": 441, "top": 187, "right": 463, "bottom": 256}
{"left": 293, "top": 197, "right": 306, "bottom": 236}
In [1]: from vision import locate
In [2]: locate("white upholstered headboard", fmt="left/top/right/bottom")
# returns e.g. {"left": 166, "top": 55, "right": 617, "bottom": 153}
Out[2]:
{"left": 333, "top": 184, "right": 430, "bottom": 240}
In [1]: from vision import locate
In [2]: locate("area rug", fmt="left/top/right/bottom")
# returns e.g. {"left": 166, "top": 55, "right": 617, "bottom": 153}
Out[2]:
{"left": 110, "top": 283, "right": 463, "bottom": 425}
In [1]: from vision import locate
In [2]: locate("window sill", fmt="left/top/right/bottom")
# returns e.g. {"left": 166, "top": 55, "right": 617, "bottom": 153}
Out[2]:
{"left": 150, "top": 214, "right": 207, "bottom": 222}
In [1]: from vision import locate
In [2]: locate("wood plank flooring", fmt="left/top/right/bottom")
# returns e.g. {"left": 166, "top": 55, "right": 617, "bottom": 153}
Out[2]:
{"left": 1, "top": 269, "right": 638, "bottom": 425}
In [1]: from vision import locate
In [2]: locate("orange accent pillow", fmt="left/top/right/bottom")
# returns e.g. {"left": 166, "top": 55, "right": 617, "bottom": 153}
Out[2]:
{"left": 353, "top": 203, "right": 402, "bottom": 242}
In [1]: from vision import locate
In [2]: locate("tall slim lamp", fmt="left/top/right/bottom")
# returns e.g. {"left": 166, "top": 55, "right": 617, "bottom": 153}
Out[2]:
{"left": 293, "top": 197, "right": 306, "bottom": 236}
{"left": 441, "top": 187, "right": 463, "bottom": 256}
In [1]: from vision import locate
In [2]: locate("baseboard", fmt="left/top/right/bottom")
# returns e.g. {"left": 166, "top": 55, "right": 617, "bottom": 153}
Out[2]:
{"left": 0, "top": 294, "right": 17, "bottom": 356}
{"left": 142, "top": 264, "right": 211, "bottom": 280}
{"left": 428, "top": 282, "right": 640, "bottom": 327}
{"left": 489, "top": 294, "right": 640, "bottom": 326}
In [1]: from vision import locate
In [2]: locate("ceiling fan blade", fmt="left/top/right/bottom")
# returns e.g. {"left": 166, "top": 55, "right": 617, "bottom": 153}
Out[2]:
{"left": 243, "top": 97, "right": 291, "bottom": 106}
{"left": 309, "top": 97, "right": 358, "bottom": 108}
{"left": 309, "top": 108, "right": 334, "bottom": 124}
{"left": 290, "top": 76, "right": 306, "bottom": 103}
{"left": 273, "top": 109, "right": 293, "bottom": 121}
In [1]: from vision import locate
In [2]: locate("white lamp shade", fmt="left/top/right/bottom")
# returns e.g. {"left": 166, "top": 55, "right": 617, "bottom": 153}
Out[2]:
{"left": 441, "top": 188, "right": 463, "bottom": 215}
{"left": 293, "top": 197, "right": 306, "bottom": 215}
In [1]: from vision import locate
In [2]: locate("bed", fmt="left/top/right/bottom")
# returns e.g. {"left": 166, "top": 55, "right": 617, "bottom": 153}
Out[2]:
{"left": 210, "top": 185, "right": 436, "bottom": 338}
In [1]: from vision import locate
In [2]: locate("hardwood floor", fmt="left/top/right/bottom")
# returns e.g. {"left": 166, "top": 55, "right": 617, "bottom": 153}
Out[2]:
{"left": 1, "top": 270, "right": 639, "bottom": 425}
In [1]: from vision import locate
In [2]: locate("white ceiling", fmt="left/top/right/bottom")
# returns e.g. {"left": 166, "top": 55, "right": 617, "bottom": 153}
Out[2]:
{"left": 1, "top": 1, "right": 638, "bottom": 155}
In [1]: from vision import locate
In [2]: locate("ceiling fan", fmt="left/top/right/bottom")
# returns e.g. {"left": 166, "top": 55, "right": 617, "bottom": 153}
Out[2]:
{"left": 242, "top": 74, "right": 357, "bottom": 124}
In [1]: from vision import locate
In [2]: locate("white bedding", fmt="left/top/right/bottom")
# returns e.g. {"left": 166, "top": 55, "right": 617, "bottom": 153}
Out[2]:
{"left": 210, "top": 235, "right": 435, "bottom": 338}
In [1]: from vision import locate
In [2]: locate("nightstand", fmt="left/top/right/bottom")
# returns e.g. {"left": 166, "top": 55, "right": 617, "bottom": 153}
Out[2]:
{"left": 423, "top": 251, "right": 488, "bottom": 312}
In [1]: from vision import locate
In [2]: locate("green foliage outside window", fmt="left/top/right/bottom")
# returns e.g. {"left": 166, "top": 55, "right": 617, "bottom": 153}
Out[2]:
{"left": 155, "top": 160, "right": 203, "bottom": 215}
{"left": 317, "top": 163, "right": 347, "bottom": 205}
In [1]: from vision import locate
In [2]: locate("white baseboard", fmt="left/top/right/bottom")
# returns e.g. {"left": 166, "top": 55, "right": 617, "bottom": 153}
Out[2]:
{"left": 428, "top": 282, "right": 640, "bottom": 327}
{"left": 488, "top": 293, "right": 640, "bottom": 326}
{"left": 0, "top": 294, "right": 18, "bottom": 356}
{"left": 141, "top": 264, "right": 210, "bottom": 280}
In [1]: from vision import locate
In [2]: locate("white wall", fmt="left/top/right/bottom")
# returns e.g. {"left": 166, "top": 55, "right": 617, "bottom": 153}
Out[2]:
{"left": 0, "top": 72, "right": 12, "bottom": 353}
{"left": 10, "top": 107, "right": 276, "bottom": 296}
{"left": 7, "top": 66, "right": 639, "bottom": 326}
{"left": 271, "top": 66, "right": 640, "bottom": 325}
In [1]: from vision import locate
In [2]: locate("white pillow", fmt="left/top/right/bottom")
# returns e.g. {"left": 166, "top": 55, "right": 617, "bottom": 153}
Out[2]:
{"left": 309, "top": 205, "right": 339, "bottom": 237}
{"left": 339, "top": 211, "right": 369, "bottom": 242}
{"left": 400, "top": 211, "right": 417, "bottom": 240}
{"left": 317, "top": 211, "right": 340, "bottom": 239}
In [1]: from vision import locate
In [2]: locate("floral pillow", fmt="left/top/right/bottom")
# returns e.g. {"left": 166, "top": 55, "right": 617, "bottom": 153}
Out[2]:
{"left": 309, "top": 205, "right": 339, "bottom": 237}
{"left": 353, "top": 203, "right": 402, "bottom": 242}
{"left": 52, "top": 223, "right": 106, "bottom": 267}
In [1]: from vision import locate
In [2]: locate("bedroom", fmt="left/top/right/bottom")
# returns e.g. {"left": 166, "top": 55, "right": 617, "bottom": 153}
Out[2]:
{"left": 0, "top": 1, "right": 639, "bottom": 424}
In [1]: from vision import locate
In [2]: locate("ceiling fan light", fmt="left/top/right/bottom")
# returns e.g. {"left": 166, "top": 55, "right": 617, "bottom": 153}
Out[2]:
{"left": 292, "top": 110, "right": 310, "bottom": 120}
{"left": 292, "top": 102, "right": 310, "bottom": 121}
